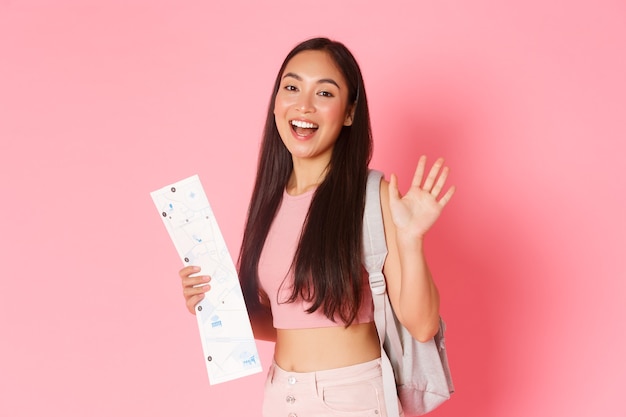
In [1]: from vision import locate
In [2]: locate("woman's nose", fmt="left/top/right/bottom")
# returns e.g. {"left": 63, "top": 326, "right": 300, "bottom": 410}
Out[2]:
{"left": 295, "top": 93, "right": 315, "bottom": 113}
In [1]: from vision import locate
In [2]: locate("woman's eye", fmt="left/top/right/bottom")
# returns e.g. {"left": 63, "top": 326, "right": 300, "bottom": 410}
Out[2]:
{"left": 318, "top": 91, "right": 334, "bottom": 97}
{"left": 284, "top": 85, "right": 297, "bottom": 92}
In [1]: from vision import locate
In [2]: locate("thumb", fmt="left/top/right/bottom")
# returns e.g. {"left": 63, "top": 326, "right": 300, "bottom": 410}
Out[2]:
{"left": 388, "top": 173, "right": 401, "bottom": 203}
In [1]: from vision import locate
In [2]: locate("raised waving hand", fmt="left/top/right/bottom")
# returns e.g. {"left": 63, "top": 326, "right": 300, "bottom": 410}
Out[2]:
{"left": 388, "top": 156, "right": 456, "bottom": 239}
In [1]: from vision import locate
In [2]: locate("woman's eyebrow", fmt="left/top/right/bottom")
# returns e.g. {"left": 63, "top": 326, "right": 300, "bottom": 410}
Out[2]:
{"left": 282, "top": 72, "right": 341, "bottom": 89}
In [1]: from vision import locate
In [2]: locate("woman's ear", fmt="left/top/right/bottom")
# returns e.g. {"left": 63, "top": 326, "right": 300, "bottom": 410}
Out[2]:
{"left": 344, "top": 103, "right": 356, "bottom": 126}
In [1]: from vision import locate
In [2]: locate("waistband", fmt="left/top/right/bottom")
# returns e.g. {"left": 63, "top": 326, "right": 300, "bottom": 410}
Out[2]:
{"left": 269, "top": 357, "right": 382, "bottom": 385}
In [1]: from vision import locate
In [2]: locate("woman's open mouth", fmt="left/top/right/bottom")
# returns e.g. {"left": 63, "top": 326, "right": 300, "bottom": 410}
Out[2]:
{"left": 291, "top": 120, "right": 319, "bottom": 137}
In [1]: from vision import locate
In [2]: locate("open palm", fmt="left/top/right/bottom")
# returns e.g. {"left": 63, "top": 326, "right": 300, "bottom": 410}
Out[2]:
{"left": 388, "top": 156, "right": 456, "bottom": 239}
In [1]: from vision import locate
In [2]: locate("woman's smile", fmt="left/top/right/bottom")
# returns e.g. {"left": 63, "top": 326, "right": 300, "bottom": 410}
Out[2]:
{"left": 290, "top": 119, "right": 319, "bottom": 138}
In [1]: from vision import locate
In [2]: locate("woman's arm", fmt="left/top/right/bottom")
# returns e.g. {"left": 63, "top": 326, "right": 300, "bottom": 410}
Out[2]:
{"left": 379, "top": 156, "right": 455, "bottom": 342}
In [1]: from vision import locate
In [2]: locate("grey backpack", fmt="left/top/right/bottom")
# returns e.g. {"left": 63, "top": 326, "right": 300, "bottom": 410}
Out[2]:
{"left": 363, "top": 170, "right": 455, "bottom": 417}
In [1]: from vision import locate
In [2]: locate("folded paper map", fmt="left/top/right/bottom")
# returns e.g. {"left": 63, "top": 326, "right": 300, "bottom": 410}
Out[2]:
{"left": 151, "top": 175, "right": 262, "bottom": 384}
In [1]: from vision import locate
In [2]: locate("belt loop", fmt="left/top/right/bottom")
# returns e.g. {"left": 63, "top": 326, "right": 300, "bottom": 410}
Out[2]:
{"left": 314, "top": 369, "right": 323, "bottom": 398}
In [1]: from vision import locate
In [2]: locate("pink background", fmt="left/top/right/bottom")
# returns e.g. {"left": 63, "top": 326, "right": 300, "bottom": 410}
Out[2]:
{"left": 1, "top": 1, "right": 625, "bottom": 416}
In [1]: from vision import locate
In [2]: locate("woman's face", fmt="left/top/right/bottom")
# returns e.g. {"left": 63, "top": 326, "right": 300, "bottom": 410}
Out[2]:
{"left": 274, "top": 50, "right": 354, "bottom": 167}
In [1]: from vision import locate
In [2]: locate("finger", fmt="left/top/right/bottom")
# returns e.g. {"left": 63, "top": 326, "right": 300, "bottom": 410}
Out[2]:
{"left": 438, "top": 185, "right": 456, "bottom": 207}
{"left": 410, "top": 155, "right": 427, "bottom": 189}
{"left": 182, "top": 275, "right": 211, "bottom": 289}
{"left": 389, "top": 173, "right": 402, "bottom": 202}
{"left": 179, "top": 265, "right": 200, "bottom": 278}
{"left": 186, "top": 294, "right": 206, "bottom": 315}
{"left": 183, "top": 281, "right": 211, "bottom": 298}
{"left": 430, "top": 166, "right": 449, "bottom": 198}
{"left": 422, "top": 157, "right": 444, "bottom": 192}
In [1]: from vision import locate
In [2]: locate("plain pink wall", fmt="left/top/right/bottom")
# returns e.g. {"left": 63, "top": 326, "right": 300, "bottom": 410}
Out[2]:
{"left": 1, "top": 1, "right": 625, "bottom": 416}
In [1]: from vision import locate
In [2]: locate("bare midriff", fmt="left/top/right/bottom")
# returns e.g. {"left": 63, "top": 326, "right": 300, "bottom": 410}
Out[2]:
{"left": 273, "top": 322, "right": 381, "bottom": 372}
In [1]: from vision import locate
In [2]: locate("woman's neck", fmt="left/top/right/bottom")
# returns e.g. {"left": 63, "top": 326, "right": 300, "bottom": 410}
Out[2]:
{"left": 287, "top": 160, "right": 329, "bottom": 196}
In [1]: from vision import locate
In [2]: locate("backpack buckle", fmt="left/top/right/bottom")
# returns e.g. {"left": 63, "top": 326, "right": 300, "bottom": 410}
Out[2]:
{"left": 369, "top": 272, "right": 386, "bottom": 295}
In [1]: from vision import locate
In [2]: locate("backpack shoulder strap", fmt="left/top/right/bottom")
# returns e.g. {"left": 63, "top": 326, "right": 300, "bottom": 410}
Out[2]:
{"left": 363, "top": 169, "right": 387, "bottom": 289}
{"left": 363, "top": 169, "right": 402, "bottom": 417}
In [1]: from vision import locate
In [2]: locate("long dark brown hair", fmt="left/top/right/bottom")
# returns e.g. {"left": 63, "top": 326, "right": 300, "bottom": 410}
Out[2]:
{"left": 238, "top": 37, "right": 373, "bottom": 325}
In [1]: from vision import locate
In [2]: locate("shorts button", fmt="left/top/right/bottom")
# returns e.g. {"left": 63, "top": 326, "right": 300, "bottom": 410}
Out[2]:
{"left": 287, "top": 376, "right": 297, "bottom": 385}
{"left": 286, "top": 395, "right": 296, "bottom": 404}
{"left": 288, "top": 414, "right": 297, "bottom": 417}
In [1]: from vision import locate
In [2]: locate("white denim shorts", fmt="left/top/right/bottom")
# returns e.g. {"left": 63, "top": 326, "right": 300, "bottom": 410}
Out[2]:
{"left": 262, "top": 357, "right": 398, "bottom": 417}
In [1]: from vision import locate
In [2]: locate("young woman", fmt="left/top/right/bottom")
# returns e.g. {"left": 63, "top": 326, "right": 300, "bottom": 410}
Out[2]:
{"left": 178, "top": 37, "right": 455, "bottom": 417}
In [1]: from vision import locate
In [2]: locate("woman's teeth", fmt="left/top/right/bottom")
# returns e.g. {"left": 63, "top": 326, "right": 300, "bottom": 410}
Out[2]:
{"left": 291, "top": 120, "right": 318, "bottom": 129}
{"left": 291, "top": 120, "right": 319, "bottom": 136}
